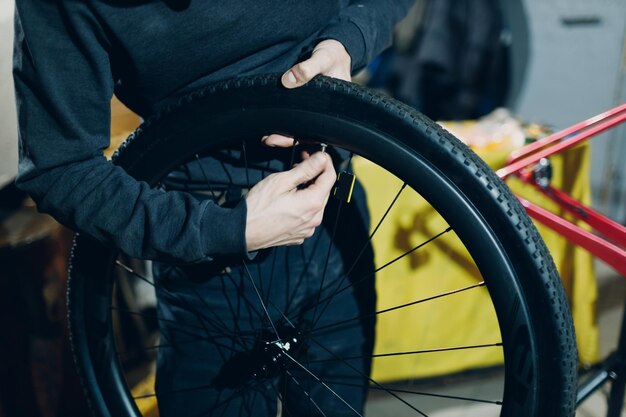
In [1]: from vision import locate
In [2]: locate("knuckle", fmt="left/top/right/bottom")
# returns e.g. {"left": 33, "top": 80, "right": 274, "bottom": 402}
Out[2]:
{"left": 274, "top": 170, "right": 293, "bottom": 182}
{"left": 294, "top": 63, "right": 315, "bottom": 80}
{"left": 309, "top": 200, "right": 324, "bottom": 212}
{"left": 262, "top": 172, "right": 280, "bottom": 185}
{"left": 300, "top": 215, "right": 311, "bottom": 227}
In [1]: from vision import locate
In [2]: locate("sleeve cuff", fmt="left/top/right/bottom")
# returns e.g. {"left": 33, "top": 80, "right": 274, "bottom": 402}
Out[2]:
{"left": 200, "top": 198, "right": 248, "bottom": 257}
{"left": 317, "top": 19, "right": 368, "bottom": 72}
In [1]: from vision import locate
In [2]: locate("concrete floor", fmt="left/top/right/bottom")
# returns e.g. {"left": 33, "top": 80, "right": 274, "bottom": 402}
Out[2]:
{"left": 365, "top": 261, "right": 626, "bottom": 417}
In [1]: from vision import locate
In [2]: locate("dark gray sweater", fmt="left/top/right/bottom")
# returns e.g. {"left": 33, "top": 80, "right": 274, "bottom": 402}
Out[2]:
{"left": 13, "top": 0, "right": 412, "bottom": 263}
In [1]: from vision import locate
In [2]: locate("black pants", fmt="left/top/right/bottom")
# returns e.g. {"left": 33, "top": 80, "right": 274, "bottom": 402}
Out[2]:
{"left": 153, "top": 180, "right": 376, "bottom": 417}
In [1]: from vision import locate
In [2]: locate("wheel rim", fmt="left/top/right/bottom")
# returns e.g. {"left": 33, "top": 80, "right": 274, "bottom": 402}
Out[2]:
{"left": 68, "top": 76, "right": 574, "bottom": 417}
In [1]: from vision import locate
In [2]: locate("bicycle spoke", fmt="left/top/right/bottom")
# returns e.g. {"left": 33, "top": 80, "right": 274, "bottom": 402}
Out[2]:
{"left": 211, "top": 386, "right": 239, "bottom": 417}
{"left": 311, "top": 282, "right": 486, "bottom": 335}
{"left": 112, "top": 306, "right": 217, "bottom": 334}
{"left": 241, "top": 387, "right": 257, "bottom": 417}
{"left": 263, "top": 247, "right": 279, "bottom": 309}
{"left": 186, "top": 283, "right": 245, "bottom": 361}
{"left": 68, "top": 73, "right": 581, "bottom": 417}
{"left": 310, "top": 151, "right": 355, "bottom": 328}
{"left": 242, "top": 139, "right": 251, "bottom": 188}
{"left": 113, "top": 307, "right": 256, "bottom": 364}
{"left": 373, "top": 226, "right": 453, "bottom": 274}
{"left": 241, "top": 261, "right": 280, "bottom": 340}
{"left": 281, "top": 350, "right": 363, "bottom": 416}
{"left": 222, "top": 269, "right": 266, "bottom": 324}
{"left": 218, "top": 156, "right": 235, "bottom": 184}
{"left": 306, "top": 183, "right": 408, "bottom": 329}
{"left": 117, "top": 261, "right": 227, "bottom": 338}
{"left": 115, "top": 261, "right": 243, "bottom": 346}
{"left": 194, "top": 154, "right": 219, "bottom": 196}
{"left": 311, "top": 198, "right": 344, "bottom": 326}
{"left": 346, "top": 182, "right": 408, "bottom": 278}
{"left": 296, "top": 226, "right": 454, "bottom": 320}
{"left": 136, "top": 380, "right": 256, "bottom": 417}
{"left": 279, "top": 368, "right": 291, "bottom": 416}
{"left": 285, "top": 369, "right": 328, "bottom": 417}
{"left": 283, "top": 232, "right": 324, "bottom": 318}
{"left": 322, "top": 380, "right": 502, "bottom": 405}
{"left": 118, "top": 164, "right": 488, "bottom": 417}
{"left": 307, "top": 342, "right": 503, "bottom": 364}
{"left": 308, "top": 337, "right": 429, "bottom": 417}
{"left": 133, "top": 382, "right": 221, "bottom": 400}
{"left": 116, "top": 335, "right": 254, "bottom": 357}
{"left": 218, "top": 271, "right": 251, "bottom": 360}
{"left": 116, "top": 261, "right": 155, "bottom": 285}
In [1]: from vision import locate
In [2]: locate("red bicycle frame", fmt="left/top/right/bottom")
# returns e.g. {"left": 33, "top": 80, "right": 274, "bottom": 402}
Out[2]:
{"left": 496, "top": 104, "right": 626, "bottom": 277}
{"left": 497, "top": 104, "right": 626, "bottom": 414}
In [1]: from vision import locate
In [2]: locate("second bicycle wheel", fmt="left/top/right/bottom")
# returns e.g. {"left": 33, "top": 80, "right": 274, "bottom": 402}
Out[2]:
{"left": 68, "top": 74, "right": 577, "bottom": 417}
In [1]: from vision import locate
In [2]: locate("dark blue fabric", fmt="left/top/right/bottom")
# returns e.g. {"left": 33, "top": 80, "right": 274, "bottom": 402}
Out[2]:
{"left": 153, "top": 179, "right": 376, "bottom": 416}
{"left": 13, "top": 2, "right": 408, "bottom": 413}
{"left": 13, "top": 0, "right": 413, "bottom": 263}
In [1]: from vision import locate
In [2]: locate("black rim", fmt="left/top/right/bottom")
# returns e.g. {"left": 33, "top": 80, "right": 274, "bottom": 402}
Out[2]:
{"left": 68, "top": 75, "right": 574, "bottom": 417}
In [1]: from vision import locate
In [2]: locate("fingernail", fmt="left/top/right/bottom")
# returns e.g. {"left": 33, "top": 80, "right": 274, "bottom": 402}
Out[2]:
{"left": 284, "top": 71, "right": 297, "bottom": 86}
{"left": 261, "top": 135, "right": 269, "bottom": 141}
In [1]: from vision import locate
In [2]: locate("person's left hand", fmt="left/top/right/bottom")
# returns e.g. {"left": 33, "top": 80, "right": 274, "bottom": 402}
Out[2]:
{"left": 282, "top": 39, "right": 351, "bottom": 88}
{"left": 263, "top": 39, "right": 351, "bottom": 148}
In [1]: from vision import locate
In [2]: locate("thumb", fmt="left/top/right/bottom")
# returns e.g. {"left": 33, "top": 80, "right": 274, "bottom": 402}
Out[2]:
{"left": 283, "top": 152, "right": 329, "bottom": 189}
{"left": 282, "top": 55, "right": 327, "bottom": 89}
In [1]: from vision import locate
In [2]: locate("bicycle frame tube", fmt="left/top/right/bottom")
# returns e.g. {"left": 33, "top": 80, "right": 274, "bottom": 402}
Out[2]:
{"left": 505, "top": 103, "right": 626, "bottom": 166}
{"left": 497, "top": 104, "right": 626, "bottom": 180}
{"left": 497, "top": 104, "right": 626, "bottom": 277}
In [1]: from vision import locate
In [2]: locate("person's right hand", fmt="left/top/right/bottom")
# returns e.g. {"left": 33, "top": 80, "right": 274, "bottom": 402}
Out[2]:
{"left": 244, "top": 152, "right": 336, "bottom": 252}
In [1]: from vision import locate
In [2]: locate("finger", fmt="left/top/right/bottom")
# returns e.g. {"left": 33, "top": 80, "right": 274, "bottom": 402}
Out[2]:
{"left": 311, "top": 40, "right": 351, "bottom": 81}
{"left": 313, "top": 49, "right": 350, "bottom": 81}
{"left": 262, "top": 134, "right": 297, "bottom": 148}
{"left": 281, "top": 51, "right": 332, "bottom": 89}
{"left": 282, "top": 151, "right": 330, "bottom": 189}
{"left": 298, "top": 152, "right": 336, "bottom": 196}
{"left": 310, "top": 210, "right": 324, "bottom": 228}
{"left": 325, "top": 67, "right": 351, "bottom": 82}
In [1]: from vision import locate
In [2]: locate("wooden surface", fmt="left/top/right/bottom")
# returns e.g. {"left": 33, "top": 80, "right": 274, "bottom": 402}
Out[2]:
{"left": 107, "top": 96, "right": 141, "bottom": 159}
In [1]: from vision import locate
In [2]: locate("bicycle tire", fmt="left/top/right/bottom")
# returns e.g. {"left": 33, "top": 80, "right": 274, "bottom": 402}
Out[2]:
{"left": 68, "top": 73, "right": 577, "bottom": 417}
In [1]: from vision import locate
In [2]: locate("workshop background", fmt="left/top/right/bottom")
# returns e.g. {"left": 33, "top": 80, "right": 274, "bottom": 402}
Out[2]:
{"left": 1, "top": 0, "right": 625, "bottom": 416}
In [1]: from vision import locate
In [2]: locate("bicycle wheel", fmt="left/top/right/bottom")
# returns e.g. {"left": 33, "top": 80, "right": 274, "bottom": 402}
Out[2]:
{"left": 68, "top": 74, "right": 577, "bottom": 417}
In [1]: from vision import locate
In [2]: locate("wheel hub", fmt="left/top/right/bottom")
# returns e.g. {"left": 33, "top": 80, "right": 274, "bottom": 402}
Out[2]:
{"left": 211, "top": 325, "right": 307, "bottom": 389}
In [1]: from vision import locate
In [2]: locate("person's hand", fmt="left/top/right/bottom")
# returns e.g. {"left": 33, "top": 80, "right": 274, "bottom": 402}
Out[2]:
{"left": 245, "top": 39, "right": 348, "bottom": 250}
{"left": 282, "top": 38, "right": 351, "bottom": 88}
{"left": 245, "top": 152, "right": 336, "bottom": 251}
{"left": 263, "top": 39, "right": 351, "bottom": 148}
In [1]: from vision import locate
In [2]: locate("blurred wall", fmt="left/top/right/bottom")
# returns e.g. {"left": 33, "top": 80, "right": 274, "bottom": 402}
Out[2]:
{"left": 514, "top": 0, "right": 626, "bottom": 217}
{"left": 0, "top": 1, "right": 16, "bottom": 189}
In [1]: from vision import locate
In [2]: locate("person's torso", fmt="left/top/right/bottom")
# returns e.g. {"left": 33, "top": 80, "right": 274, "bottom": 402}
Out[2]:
{"left": 81, "top": 0, "right": 343, "bottom": 116}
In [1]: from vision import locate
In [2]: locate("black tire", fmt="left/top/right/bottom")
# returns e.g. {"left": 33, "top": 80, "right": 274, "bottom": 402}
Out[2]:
{"left": 68, "top": 74, "right": 577, "bottom": 417}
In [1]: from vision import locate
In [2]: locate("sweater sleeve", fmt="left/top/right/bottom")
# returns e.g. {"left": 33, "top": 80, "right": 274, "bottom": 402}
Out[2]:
{"left": 316, "top": 0, "right": 415, "bottom": 71}
{"left": 13, "top": 2, "right": 247, "bottom": 263}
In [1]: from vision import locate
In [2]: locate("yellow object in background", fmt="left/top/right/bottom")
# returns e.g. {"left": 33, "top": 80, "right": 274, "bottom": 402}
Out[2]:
{"left": 354, "top": 157, "right": 504, "bottom": 382}
{"left": 116, "top": 97, "right": 597, "bottom": 404}
{"left": 354, "top": 136, "right": 597, "bottom": 383}
{"left": 505, "top": 143, "right": 598, "bottom": 365}
{"left": 131, "top": 370, "right": 159, "bottom": 417}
